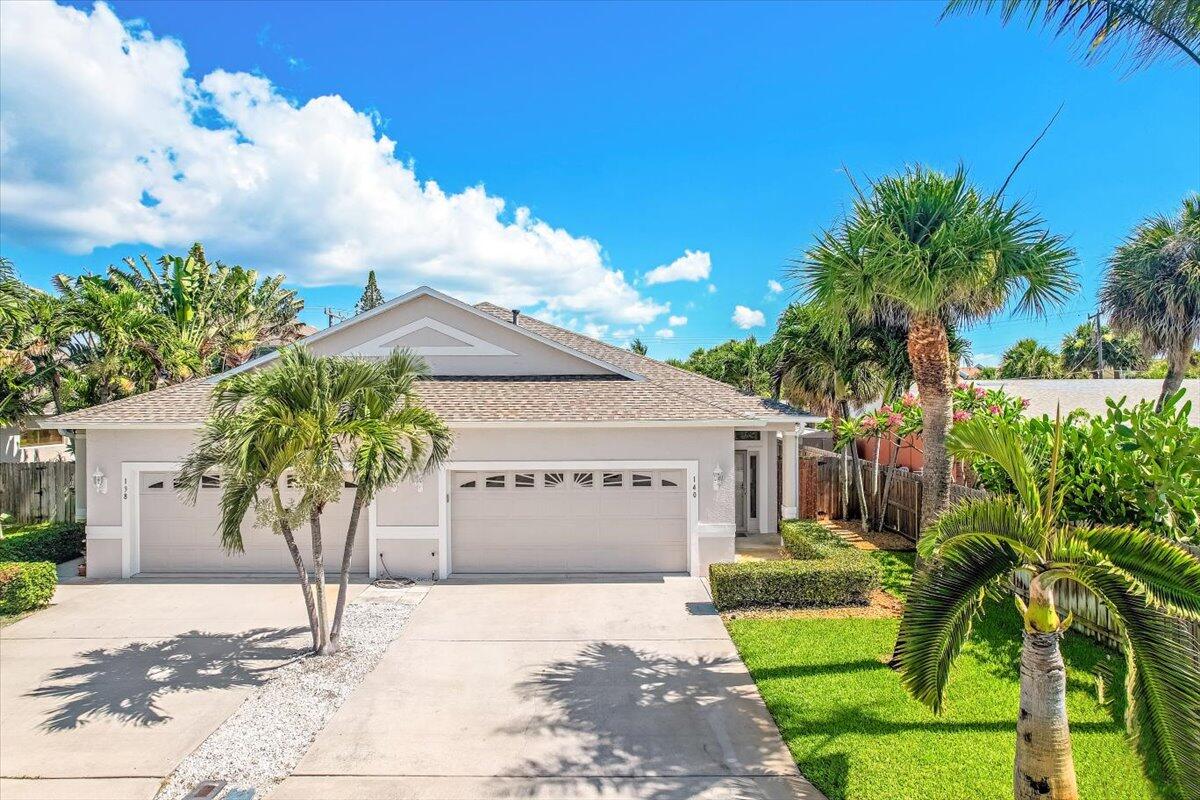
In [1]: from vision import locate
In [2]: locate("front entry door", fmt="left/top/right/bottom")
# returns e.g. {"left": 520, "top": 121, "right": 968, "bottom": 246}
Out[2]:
{"left": 735, "top": 451, "right": 748, "bottom": 533}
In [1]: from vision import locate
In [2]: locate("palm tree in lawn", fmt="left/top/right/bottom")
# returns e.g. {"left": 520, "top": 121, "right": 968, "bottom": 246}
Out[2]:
{"left": 771, "top": 302, "right": 883, "bottom": 529}
{"left": 1000, "top": 338, "right": 1062, "bottom": 379}
{"left": 796, "top": 166, "right": 1076, "bottom": 531}
{"left": 1101, "top": 194, "right": 1200, "bottom": 409}
{"left": 894, "top": 414, "right": 1200, "bottom": 799}
{"left": 944, "top": 0, "right": 1200, "bottom": 69}
{"left": 179, "top": 347, "right": 451, "bottom": 654}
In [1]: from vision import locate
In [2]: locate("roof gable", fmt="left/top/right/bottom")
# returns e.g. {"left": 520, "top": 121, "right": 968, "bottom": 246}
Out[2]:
{"left": 215, "top": 287, "right": 640, "bottom": 381}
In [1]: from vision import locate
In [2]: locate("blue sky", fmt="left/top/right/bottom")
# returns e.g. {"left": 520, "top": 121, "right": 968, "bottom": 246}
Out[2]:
{"left": 1, "top": 1, "right": 1197, "bottom": 364}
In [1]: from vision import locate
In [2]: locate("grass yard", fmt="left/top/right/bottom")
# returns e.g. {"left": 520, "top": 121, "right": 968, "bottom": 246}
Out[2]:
{"left": 725, "top": 550, "right": 1167, "bottom": 800}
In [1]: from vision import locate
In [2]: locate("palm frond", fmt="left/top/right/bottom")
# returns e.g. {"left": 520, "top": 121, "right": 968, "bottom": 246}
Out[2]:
{"left": 1077, "top": 525, "right": 1200, "bottom": 619}
{"left": 946, "top": 416, "right": 1043, "bottom": 516}
{"left": 917, "top": 494, "right": 1046, "bottom": 563}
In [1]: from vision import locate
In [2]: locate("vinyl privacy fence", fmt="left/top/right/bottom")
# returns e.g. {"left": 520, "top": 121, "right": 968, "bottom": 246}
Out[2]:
{"left": 0, "top": 461, "right": 76, "bottom": 524}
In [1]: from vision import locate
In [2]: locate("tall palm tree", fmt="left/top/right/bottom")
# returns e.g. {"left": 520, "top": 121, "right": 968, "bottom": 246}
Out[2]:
{"left": 179, "top": 348, "right": 450, "bottom": 655}
{"left": 628, "top": 337, "right": 649, "bottom": 356}
{"left": 1058, "top": 321, "right": 1143, "bottom": 376}
{"left": 894, "top": 414, "right": 1200, "bottom": 799}
{"left": 1000, "top": 338, "right": 1062, "bottom": 378}
{"left": 771, "top": 302, "right": 884, "bottom": 529}
{"left": 1101, "top": 194, "right": 1200, "bottom": 409}
{"left": 944, "top": 0, "right": 1200, "bottom": 69}
{"left": 797, "top": 166, "right": 1076, "bottom": 531}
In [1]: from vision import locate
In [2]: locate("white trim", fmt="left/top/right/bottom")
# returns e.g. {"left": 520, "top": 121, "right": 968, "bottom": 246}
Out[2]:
{"left": 734, "top": 438, "right": 769, "bottom": 535}
{"left": 444, "top": 460, "right": 700, "bottom": 578}
{"left": 121, "top": 461, "right": 184, "bottom": 577}
{"left": 367, "top": 468, "right": 448, "bottom": 580}
{"left": 212, "top": 286, "right": 645, "bottom": 382}
{"left": 342, "top": 316, "right": 516, "bottom": 357}
{"left": 697, "top": 522, "right": 736, "bottom": 537}
{"left": 85, "top": 525, "right": 124, "bottom": 539}
{"left": 782, "top": 506, "right": 799, "bottom": 518}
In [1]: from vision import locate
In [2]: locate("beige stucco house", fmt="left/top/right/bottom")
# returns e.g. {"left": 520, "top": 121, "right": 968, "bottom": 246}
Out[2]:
{"left": 46, "top": 287, "right": 818, "bottom": 580}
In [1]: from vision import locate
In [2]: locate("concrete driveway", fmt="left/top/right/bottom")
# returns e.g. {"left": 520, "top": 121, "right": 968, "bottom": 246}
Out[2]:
{"left": 275, "top": 575, "right": 822, "bottom": 800}
{"left": 0, "top": 577, "right": 364, "bottom": 800}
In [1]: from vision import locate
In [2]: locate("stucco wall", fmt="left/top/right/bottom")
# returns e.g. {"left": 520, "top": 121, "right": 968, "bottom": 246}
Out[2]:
{"left": 85, "top": 429, "right": 199, "bottom": 527}
{"left": 304, "top": 295, "right": 612, "bottom": 376}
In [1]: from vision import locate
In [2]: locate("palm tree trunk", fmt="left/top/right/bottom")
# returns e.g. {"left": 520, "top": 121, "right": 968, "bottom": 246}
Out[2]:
{"left": 330, "top": 488, "right": 366, "bottom": 646}
{"left": 1014, "top": 630, "right": 1079, "bottom": 800}
{"left": 272, "top": 486, "right": 319, "bottom": 653}
{"left": 908, "top": 314, "right": 954, "bottom": 534}
{"left": 1158, "top": 341, "right": 1193, "bottom": 411}
{"left": 875, "top": 433, "right": 902, "bottom": 532}
{"left": 309, "top": 505, "right": 331, "bottom": 654}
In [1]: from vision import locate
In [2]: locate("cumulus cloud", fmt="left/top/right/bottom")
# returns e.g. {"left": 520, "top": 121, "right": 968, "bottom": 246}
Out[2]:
{"left": 732, "top": 305, "right": 765, "bottom": 329}
{"left": 707, "top": 284, "right": 718, "bottom": 294}
{"left": 766, "top": 279, "right": 783, "bottom": 295}
{"left": 0, "top": 1, "right": 672, "bottom": 326}
{"left": 975, "top": 353, "right": 1000, "bottom": 367}
{"left": 643, "top": 250, "right": 711, "bottom": 285}
{"left": 654, "top": 328, "right": 675, "bottom": 339}
{"left": 667, "top": 315, "right": 687, "bottom": 327}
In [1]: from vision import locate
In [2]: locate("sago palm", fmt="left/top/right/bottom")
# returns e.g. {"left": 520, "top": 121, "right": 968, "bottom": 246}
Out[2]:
{"left": 894, "top": 414, "right": 1200, "bottom": 800}
{"left": 944, "top": 0, "right": 1200, "bottom": 70}
{"left": 796, "top": 166, "right": 1077, "bottom": 530}
{"left": 1000, "top": 338, "right": 1063, "bottom": 378}
{"left": 1101, "top": 193, "right": 1200, "bottom": 409}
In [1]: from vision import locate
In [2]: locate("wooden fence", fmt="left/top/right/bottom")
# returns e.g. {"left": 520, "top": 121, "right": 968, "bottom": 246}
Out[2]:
{"left": 797, "top": 448, "right": 1199, "bottom": 651}
{"left": 0, "top": 461, "right": 76, "bottom": 524}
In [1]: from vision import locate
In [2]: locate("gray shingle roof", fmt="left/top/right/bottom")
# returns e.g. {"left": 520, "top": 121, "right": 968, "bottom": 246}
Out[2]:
{"left": 48, "top": 304, "right": 813, "bottom": 427}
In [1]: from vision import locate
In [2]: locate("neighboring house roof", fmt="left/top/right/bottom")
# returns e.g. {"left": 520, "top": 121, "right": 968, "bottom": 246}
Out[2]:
{"left": 45, "top": 292, "right": 815, "bottom": 428}
{"left": 976, "top": 378, "right": 1200, "bottom": 425}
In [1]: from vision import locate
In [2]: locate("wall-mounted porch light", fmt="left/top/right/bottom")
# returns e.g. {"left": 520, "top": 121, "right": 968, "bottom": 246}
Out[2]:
{"left": 92, "top": 466, "right": 108, "bottom": 495}
{"left": 712, "top": 464, "right": 724, "bottom": 491}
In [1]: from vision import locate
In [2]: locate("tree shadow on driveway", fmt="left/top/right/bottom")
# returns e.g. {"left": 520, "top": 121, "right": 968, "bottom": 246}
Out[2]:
{"left": 27, "top": 627, "right": 306, "bottom": 731}
{"left": 499, "top": 641, "right": 802, "bottom": 800}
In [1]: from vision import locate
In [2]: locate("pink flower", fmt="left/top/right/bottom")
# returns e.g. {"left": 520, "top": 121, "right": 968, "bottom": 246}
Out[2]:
{"left": 974, "top": 387, "right": 986, "bottom": 398}
{"left": 953, "top": 410, "right": 972, "bottom": 423}
{"left": 1021, "top": 398, "right": 1030, "bottom": 408}
{"left": 901, "top": 393, "right": 917, "bottom": 407}
{"left": 988, "top": 404, "right": 1001, "bottom": 415}
{"left": 957, "top": 381, "right": 969, "bottom": 391}
{"left": 887, "top": 413, "right": 903, "bottom": 427}
{"left": 861, "top": 415, "right": 879, "bottom": 430}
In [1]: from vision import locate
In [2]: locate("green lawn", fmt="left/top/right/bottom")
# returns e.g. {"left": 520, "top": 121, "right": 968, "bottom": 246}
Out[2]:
{"left": 725, "top": 550, "right": 1166, "bottom": 800}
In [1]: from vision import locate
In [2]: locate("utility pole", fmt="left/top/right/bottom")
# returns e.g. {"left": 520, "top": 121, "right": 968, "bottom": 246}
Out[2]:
{"left": 323, "top": 307, "right": 350, "bottom": 328}
{"left": 1088, "top": 311, "right": 1104, "bottom": 378}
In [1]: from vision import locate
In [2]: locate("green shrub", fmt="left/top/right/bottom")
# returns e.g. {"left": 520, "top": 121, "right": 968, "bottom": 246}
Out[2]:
{"left": 0, "top": 522, "right": 85, "bottom": 564}
{"left": 710, "top": 520, "right": 879, "bottom": 610}
{"left": 0, "top": 561, "right": 57, "bottom": 615}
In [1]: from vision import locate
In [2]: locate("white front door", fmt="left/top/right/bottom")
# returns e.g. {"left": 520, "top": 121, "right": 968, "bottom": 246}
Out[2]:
{"left": 449, "top": 468, "right": 688, "bottom": 573}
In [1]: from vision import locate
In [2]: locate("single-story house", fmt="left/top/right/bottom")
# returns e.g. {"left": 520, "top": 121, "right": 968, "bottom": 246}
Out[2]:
{"left": 45, "top": 287, "right": 819, "bottom": 580}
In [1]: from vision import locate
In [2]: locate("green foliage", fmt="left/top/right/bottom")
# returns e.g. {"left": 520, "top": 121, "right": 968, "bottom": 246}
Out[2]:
{"left": 944, "top": 0, "right": 1200, "bottom": 71}
{"left": 999, "top": 337, "right": 1061, "bottom": 378}
{"left": 1059, "top": 322, "right": 1144, "bottom": 376}
{"left": 709, "top": 521, "right": 879, "bottom": 610}
{"left": 628, "top": 337, "right": 648, "bottom": 356}
{"left": 676, "top": 337, "right": 770, "bottom": 394}
{"left": 0, "top": 561, "right": 57, "bottom": 615}
{"left": 356, "top": 269, "right": 384, "bottom": 314}
{"left": 967, "top": 390, "right": 1200, "bottom": 542}
{"left": 727, "top": 599, "right": 1162, "bottom": 800}
{"left": 1138, "top": 353, "right": 1200, "bottom": 379}
{"left": 0, "top": 522, "right": 85, "bottom": 564}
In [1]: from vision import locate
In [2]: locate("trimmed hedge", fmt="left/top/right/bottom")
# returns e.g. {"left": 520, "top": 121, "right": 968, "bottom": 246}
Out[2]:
{"left": 0, "top": 522, "right": 85, "bottom": 564}
{"left": 709, "top": 520, "right": 879, "bottom": 611}
{"left": 0, "top": 561, "right": 57, "bottom": 615}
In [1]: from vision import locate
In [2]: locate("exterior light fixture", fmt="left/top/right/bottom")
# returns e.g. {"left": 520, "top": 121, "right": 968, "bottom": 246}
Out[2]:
{"left": 712, "top": 464, "right": 724, "bottom": 491}
{"left": 415, "top": 477, "right": 424, "bottom": 493}
{"left": 92, "top": 467, "right": 108, "bottom": 494}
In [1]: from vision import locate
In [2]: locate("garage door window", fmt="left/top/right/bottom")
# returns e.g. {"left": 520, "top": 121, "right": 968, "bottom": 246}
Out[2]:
{"left": 514, "top": 473, "right": 535, "bottom": 488}
{"left": 573, "top": 472, "right": 594, "bottom": 488}
{"left": 543, "top": 471, "right": 564, "bottom": 487}
{"left": 631, "top": 473, "right": 652, "bottom": 487}
{"left": 484, "top": 474, "right": 506, "bottom": 488}
{"left": 602, "top": 472, "right": 623, "bottom": 488}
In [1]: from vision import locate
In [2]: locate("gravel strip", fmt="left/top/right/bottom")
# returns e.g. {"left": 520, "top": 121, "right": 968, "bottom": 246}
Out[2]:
{"left": 156, "top": 584, "right": 428, "bottom": 800}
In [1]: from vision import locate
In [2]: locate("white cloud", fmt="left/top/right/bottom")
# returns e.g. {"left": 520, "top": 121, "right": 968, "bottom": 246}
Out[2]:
{"left": 767, "top": 279, "right": 783, "bottom": 295}
{"left": 707, "top": 284, "right": 718, "bottom": 294}
{"left": 0, "top": 1, "right": 672, "bottom": 326}
{"left": 654, "top": 328, "right": 674, "bottom": 339}
{"left": 643, "top": 250, "right": 711, "bottom": 285}
{"left": 975, "top": 353, "right": 1000, "bottom": 367}
{"left": 732, "top": 305, "right": 765, "bottom": 329}
{"left": 667, "top": 315, "right": 687, "bottom": 327}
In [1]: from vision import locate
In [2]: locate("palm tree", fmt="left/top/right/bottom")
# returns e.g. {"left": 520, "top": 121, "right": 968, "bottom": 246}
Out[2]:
{"left": 944, "top": 0, "right": 1200, "bottom": 69}
{"left": 179, "top": 348, "right": 451, "bottom": 655}
{"left": 1058, "top": 321, "right": 1143, "bottom": 376}
{"left": 771, "top": 303, "right": 884, "bottom": 529}
{"left": 1101, "top": 194, "right": 1200, "bottom": 409}
{"left": 797, "top": 166, "right": 1076, "bottom": 531}
{"left": 1000, "top": 338, "right": 1062, "bottom": 378}
{"left": 894, "top": 414, "right": 1200, "bottom": 799}
{"left": 629, "top": 337, "right": 649, "bottom": 356}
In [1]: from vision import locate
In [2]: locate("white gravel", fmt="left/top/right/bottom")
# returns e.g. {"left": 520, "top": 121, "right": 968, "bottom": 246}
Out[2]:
{"left": 156, "top": 583, "right": 428, "bottom": 800}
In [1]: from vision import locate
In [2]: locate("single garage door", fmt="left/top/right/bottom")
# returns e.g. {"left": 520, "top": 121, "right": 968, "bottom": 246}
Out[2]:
{"left": 450, "top": 468, "right": 688, "bottom": 573}
{"left": 137, "top": 471, "right": 368, "bottom": 574}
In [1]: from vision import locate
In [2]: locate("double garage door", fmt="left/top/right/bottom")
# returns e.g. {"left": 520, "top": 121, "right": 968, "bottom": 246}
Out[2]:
{"left": 450, "top": 468, "right": 688, "bottom": 573}
{"left": 137, "top": 471, "right": 368, "bottom": 574}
